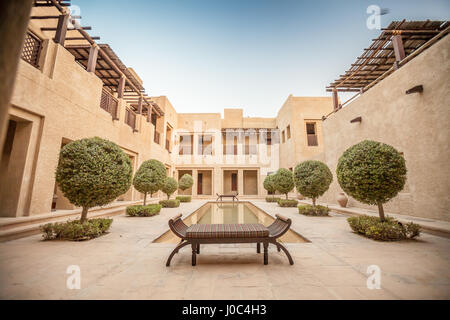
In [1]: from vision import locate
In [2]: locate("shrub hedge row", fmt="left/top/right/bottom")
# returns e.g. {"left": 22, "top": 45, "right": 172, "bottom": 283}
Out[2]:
{"left": 42, "top": 218, "right": 113, "bottom": 241}
{"left": 176, "top": 196, "right": 192, "bottom": 203}
{"left": 159, "top": 199, "right": 181, "bottom": 208}
{"left": 277, "top": 199, "right": 298, "bottom": 207}
{"left": 126, "top": 204, "right": 161, "bottom": 217}
{"left": 298, "top": 204, "right": 330, "bottom": 216}
{"left": 347, "top": 215, "right": 420, "bottom": 241}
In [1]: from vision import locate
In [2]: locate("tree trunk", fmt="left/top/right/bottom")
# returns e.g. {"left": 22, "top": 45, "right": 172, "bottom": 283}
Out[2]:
{"left": 312, "top": 198, "right": 316, "bottom": 207}
{"left": 285, "top": 193, "right": 288, "bottom": 200}
{"left": 80, "top": 207, "right": 89, "bottom": 223}
{"left": 143, "top": 192, "right": 147, "bottom": 206}
{"left": 377, "top": 202, "right": 385, "bottom": 221}
{"left": 167, "top": 194, "right": 170, "bottom": 200}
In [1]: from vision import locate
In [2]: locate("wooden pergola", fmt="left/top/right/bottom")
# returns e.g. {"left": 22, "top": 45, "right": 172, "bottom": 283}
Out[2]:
{"left": 31, "top": 0, "right": 164, "bottom": 118}
{"left": 326, "top": 20, "right": 449, "bottom": 112}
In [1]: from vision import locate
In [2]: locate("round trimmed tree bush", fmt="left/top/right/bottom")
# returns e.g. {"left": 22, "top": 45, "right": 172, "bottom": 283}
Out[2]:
{"left": 133, "top": 159, "right": 167, "bottom": 205}
{"left": 55, "top": 137, "right": 132, "bottom": 223}
{"left": 263, "top": 174, "right": 277, "bottom": 200}
{"left": 273, "top": 168, "right": 295, "bottom": 199}
{"left": 178, "top": 174, "right": 194, "bottom": 195}
{"left": 337, "top": 140, "right": 407, "bottom": 221}
{"left": 162, "top": 177, "right": 178, "bottom": 199}
{"left": 294, "top": 160, "right": 333, "bottom": 206}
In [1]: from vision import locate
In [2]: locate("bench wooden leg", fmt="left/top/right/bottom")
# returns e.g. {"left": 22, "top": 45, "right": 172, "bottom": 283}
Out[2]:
{"left": 197, "top": 243, "right": 200, "bottom": 254}
{"left": 263, "top": 242, "right": 268, "bottom": 265}
{"left": 273, "top": 241, "right": 294, "bottom": 265}
{"left": 257, "top": 242, "right": 261, "bottom": 254}
{"left": 166, "top": 241, "right": 190, "bottom": 267}
{"left": 191, "top": 243, "right": 197, "bottom": 266}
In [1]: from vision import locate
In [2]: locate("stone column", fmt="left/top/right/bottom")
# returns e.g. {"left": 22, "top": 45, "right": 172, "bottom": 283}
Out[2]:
{"left": 192, "top": 169, "right": 198, "bottom": 197}
{"left": 238, "top": 169, "right": 244, "bottom": 196}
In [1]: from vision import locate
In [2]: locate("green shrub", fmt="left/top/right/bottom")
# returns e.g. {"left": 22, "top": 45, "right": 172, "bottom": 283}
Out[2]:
{"left": 263, "top": 174, "right": 277, "bottom": 199}
{"left": 294, "top": 160, "right": 332, "bottom": 206}
{"left": 55, "top": 137, "right": 132, "bottom": 223}
{"left": 273, "top": 168, "right": 295, "bottom": 199}
{"left": 176, "top": 196, "right": 192, "bottom": 202}
{"left": 178, "top": 174, "right": 194, "bottom": 195}
{"left": 42, "top": 218, "right": 113, "bottom": 241}
{"left": 162, "top": 177, "right": 178, "bottom": 199}
{"left": 277, "top": 199, "right": 298, "bottom": 207}
{"left": 337, "top": 140, "right": 407, "bottom": 221}
{"left": 298, "top": 204, "right": 330, "bottom": 216}
{"left": 126, "top": 204, "right": 161, "bottom": 217}
{"left": 133, "top": 159, "right": 167, "bottom": 205}
{"left": 159, "top": 199, "right": 180, "bottom": 208}
{"left": 347, "top": 215, "right": 420, "bottom": 241}
{"left": 266, "top": 196, "right": 281, "bottom": 203}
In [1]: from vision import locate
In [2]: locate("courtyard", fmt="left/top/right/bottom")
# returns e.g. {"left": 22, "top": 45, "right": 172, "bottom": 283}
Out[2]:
{"left": 1, "top": 200, "right": 449, "bottom": 300}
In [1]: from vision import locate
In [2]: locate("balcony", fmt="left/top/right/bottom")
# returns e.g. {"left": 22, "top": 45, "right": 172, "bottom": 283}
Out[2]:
{"left": 21, "top": 31, "right": 42, "bottom": 69}
{"left": 100, "top": 89, "right": 119, "bottom": 119}
{"left": 125, "top": 108, "right": 138, "bottom": 132}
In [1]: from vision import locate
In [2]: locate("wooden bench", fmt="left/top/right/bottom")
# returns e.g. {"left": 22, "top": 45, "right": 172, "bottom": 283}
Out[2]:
{"left": 166, "top": 214, "right": 294, "bottom": 266}
{"left": 216, "top": 193, "right": 239, "bottom": 202}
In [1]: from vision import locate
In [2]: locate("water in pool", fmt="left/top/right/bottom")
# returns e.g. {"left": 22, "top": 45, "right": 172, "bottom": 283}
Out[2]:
{"left": 154, "top": 202, "right": 307, "bottom": 243}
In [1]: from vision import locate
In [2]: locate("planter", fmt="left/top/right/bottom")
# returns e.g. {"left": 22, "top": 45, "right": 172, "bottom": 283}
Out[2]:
{"left": 337, "top": 192, "right": 348, "bottom": 208}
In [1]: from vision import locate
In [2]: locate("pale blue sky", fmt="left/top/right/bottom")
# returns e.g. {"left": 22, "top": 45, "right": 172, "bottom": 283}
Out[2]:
{"left": 73, "top": 0, "right": 449, "bottom": 117}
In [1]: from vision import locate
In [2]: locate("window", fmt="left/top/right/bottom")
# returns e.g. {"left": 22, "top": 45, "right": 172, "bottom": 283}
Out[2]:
{"left": 231, "top": 173, "right": 238, "bottom": 191}
{"left": 222, "top": 131, "right": 238, "bottom": 155}
{"left": 282, "top": 130, "right": 285, "bottom": 143}
{"left": 198, "top": 134, "right": 213, "bottom": 155}
{"left": 179, "top": 134, "right": 193, "bottom": 155}
{"left": 244, "top": 131, "right": 258, "bottom": 155}
{"left": 286, "top": 125, "right": 291, "bottom": 139}
{"left": 21, "top": 31, "right": 42, "bottom": 68}
{"left": 306, "top": 123, "right": 318, "bottom": 146}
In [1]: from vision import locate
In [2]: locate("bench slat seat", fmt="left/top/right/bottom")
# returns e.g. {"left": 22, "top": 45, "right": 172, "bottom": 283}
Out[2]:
{"left": 186, "top": 224, "right": 269, "bottom": 239}
{"left": 165, "top": 213, "right": 294, "bottom": 266}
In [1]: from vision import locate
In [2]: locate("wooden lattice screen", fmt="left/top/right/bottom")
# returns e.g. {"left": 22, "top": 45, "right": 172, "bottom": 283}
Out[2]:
{"left": 100, "top": 89, "right": 118, "bottom": 118}
{"left": 21, "top": 32, "right": 42, "bottom": 68}
{"left": 125, "top": 108, "right": 136, "bottom": 130}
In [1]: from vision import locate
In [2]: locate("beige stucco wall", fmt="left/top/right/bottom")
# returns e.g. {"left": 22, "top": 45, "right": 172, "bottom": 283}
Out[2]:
{"left": 4, "top": 33, "right": 172, "bottom": 216}
{"left": 277, "top": 96, "right": 333, "bottom": 171}
{"left": 318, "top": 35, "right": 450, "bottom": 221}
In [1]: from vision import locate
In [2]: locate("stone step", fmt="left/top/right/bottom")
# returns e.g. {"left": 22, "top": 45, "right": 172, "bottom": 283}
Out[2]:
{"left": 0, "top": 200, "right": 142, "bottom": 242}
{"left": 299, "top": 200, "right": 450, "bottom": 238}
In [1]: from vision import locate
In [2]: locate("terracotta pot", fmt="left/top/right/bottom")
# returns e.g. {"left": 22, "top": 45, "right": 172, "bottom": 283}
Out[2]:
{"left": 337, "top": 192, "right": 348, "bottom": 208}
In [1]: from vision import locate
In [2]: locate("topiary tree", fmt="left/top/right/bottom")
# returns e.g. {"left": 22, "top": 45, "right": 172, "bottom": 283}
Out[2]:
{"left": 162, "top": 177, "right": 178, "bottom": 199}
{"left": 56, "top": 137, "right": 132, "bottom": 223}
{"left": 273, "top": 168, "right": 295, "bottom": 199}
{"left": 337, "top": 140, "right": 407, "bottom": 221}
{"left": 294, "top": 160, "right": 333, "bottom": 207}
{"left": 178, "top": 174, "right": 194, "bottom": 195}
{"left": 133, "top": 159, "right": 167, "bottom": 205}
{"left": 263, "top": 174, "right": 277, "bottom": 200}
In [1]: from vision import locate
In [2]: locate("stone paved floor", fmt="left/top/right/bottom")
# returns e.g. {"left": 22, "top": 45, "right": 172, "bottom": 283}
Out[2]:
{"left": 0, "top": 200, "right": 449, "bottom": 300}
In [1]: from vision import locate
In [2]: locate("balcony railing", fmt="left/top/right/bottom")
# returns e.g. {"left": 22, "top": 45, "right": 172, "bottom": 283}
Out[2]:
{"left": 307, "top": 134, "right": 318, "bottom": 146}
{"left": 125, "top": 108, "right": 137, "bottom": 131}
{"left": 21, "top": 31, "right": 42, "bottom": 68}
{"left": 154, "top": 131, "right": 160, "bottom": 144}
{"left": 100, "top": 89, "right": 118, "bottom": 119}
